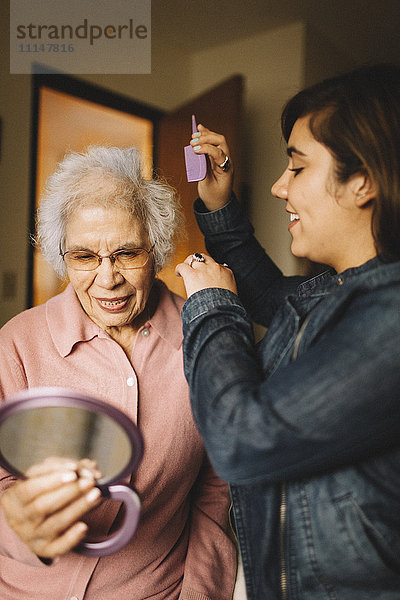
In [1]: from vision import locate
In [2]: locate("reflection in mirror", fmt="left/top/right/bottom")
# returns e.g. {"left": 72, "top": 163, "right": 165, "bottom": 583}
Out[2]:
{"left": 0, "top": 406, "right": 132, "bottom": 483}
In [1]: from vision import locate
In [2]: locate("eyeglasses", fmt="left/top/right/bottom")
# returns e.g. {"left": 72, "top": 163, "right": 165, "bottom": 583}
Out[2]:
{"left": 60, "top": 246, "right": 154, "bottom": 271}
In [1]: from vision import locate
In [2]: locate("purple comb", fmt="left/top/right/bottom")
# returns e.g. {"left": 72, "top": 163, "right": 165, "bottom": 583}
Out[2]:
{"left": 184, "top": 114, "right": 207, "bottom": 182}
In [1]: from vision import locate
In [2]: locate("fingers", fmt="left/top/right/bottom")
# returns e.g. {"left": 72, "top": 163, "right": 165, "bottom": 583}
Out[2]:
{"left": 176, "top": 252, "right": 209, "bottom": 272}
{"left": 29, "top": 484, "right": 101, "bottom": 541}
{"left": 34, "top": 487, "right": 101, "bottom": 559}
{"left": 175, "top": 255, "right": 202, "bottom": 279}
{"left": 175, "top": 254, "right": 237, "bottom": 298}
{"left": 76, "top": 459, "right": 102, "bottom": 480}
{"left": 191, "top": 125, "right": 228, "bottom": 151}
{"left": 190, "top": 125, "right": 232, "bottom": 171}
{"left": 26, "top": 457, "right": 79, "bottom": 478}
{"left": 191, "top": 124, "right": 228, "bottom": 151}
{"left": 16, "top": 470, "right": 79, "bottom": 504}
{"left": 187, "top": 124, "right": 233, "bottom": 211}
{"left": 177, "top": 252, "right": 232, "bottom": 270}
{"left": 26, "top": 458, "right": 101, "bottom": 481}
{"left": 2, "top": 471, "right": 101, "bottom": 528}
{"left": 1, "top": 460, "right": 102, "bottom": 559}
{"left": 32, "top": 521, "right": 89, "bottom": 559}
{"left": 24, "top": 475, "right": 99, "bottom": 521}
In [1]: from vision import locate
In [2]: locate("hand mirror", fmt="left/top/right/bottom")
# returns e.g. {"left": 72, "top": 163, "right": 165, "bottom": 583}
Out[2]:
{"left": 0, "top": 387, "right": 144, "bottom": 557}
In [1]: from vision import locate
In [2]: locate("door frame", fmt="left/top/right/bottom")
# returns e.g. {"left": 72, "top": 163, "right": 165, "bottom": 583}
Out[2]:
{"left": 28, "top": 72, "right": 164, "bottom": 307}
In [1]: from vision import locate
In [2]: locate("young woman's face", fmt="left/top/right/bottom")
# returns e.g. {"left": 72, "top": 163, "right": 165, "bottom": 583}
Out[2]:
{"left": 271, "top": 116, "right": 375, "bottom": 272}
{"left": 64, "top": 205, "right": 154, "bottom": 333}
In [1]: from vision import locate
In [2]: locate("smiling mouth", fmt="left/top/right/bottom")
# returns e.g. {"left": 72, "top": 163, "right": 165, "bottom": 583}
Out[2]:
{"left": 288, "top": 212, "right": 300, "bottom": 230}
{"left": 96, "top": 297, "right": 130, "bottom": 311}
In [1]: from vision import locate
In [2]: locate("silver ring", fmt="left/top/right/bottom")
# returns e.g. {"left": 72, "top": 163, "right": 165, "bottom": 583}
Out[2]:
{"left": 189, "top": 252, "right": 205, "bottom": 267}
{"left": 218, "top": 155, "right": 231, "bottom": 172}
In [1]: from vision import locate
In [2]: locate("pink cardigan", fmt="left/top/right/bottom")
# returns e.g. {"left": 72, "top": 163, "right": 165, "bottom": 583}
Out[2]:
{"left": 0, "top": 281, "right": 236, "bottom": 600}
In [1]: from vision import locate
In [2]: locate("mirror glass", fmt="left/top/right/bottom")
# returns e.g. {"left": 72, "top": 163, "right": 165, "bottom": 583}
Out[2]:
{"left": 0, "top": 406, "right": 131, "bottom": 483}
{"left": 0, "top": 388, "right": 144, "bottom": 556}
{"left": 0, "top": 388, "right": 143, "bottom": 485}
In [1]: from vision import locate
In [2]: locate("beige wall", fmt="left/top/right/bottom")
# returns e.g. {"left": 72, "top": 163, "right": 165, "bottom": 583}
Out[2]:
{"left": 0, "top": 11, "right": 347, "bottom": 326}
{"left": 82, "top": 43, "right": 191, "bottom": 111}
{"left": 0, "top": 26, "right": 32, "bottom": 324}
{"left": 189, "top": 22, "right": 306, "bottom": 276}
{"left": 0, "top": 8, "right": 192, "bottom": 326}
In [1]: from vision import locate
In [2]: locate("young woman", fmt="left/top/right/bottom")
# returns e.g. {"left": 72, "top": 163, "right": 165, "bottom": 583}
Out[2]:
{"left": 176, "top": 64, "right": 400, "bottom": 599}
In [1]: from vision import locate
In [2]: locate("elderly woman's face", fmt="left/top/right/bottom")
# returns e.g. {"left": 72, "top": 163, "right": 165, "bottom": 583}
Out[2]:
{"left": 65, "top": 205, "right": 154, "bottom": 332}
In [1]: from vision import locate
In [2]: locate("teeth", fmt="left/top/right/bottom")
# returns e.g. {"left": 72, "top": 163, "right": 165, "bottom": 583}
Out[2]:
{"left": 290, "top": 213, "right": 300, "bottom": 222}
{"left": 99, "top": 299, "right": 126, "bottom": 307}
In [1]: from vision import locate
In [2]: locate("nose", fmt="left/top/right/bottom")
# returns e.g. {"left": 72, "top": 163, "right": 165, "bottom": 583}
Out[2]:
{"left": 94, "top": 257, "right": 124, "bottom": 288}
{"left": 271, "top": 169, "right": 288, "bottom": 200}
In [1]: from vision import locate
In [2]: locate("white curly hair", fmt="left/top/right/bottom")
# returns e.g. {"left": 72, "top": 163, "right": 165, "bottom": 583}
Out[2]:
{"left": 36, "top": 146, "right": 183, "bottom": 278}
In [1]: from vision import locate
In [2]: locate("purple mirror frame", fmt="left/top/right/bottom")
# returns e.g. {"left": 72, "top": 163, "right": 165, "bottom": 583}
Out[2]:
{"left": 0, "top": 387, "right": 144, "bottom": 556}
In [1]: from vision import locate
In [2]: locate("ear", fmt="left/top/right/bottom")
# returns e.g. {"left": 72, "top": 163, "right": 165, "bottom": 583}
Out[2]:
{"left": 352, "top": 173, "right": 377, "bottom": 208}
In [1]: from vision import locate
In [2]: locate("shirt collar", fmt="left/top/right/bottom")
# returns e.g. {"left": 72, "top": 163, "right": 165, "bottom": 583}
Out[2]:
{"left": 146, "top": 280, "right": 184, "bottom": 351}
{"left": 46, "top": 284, "right": 101, "bottom": 357}
{"left": 46, "top": 281, "right": 183, "bottom": 358}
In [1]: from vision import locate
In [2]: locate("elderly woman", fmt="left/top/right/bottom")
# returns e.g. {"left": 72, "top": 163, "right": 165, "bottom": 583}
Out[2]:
{"left": 0, "top": 147, "right": 236, "bottom": 600}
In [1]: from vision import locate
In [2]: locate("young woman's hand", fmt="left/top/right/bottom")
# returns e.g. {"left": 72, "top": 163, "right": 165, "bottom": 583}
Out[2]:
{"left": 175, "top": 253, "right": 237, "bottom": 298}
{"left": 190, "top": 125, "right": 234, "bottom": 211}
{"left": 0, "top": 457, "right": 102, "bottom": 559}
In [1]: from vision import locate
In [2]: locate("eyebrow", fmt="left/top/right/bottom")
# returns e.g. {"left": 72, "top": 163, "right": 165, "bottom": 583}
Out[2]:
{"left": 287, "top": 146, "right": 307, "bottom": 157}
{"left": 66, "top": 243, "right": 142, "bottom": 253}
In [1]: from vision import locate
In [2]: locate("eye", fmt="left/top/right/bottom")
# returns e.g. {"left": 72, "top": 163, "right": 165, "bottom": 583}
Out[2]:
{"left": 73, "top": 252, "right": 96, "bottom": 261}
{"left": 289, "top": 167, "right": 303, "bottom": 177}
{"left": 117, "top": 249, "right": 141, "bottom": 258}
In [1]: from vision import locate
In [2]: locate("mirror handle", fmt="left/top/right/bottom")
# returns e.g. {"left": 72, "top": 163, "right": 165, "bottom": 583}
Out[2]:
{"left": 75, "top": 484, "right": 141, "bottom": 557}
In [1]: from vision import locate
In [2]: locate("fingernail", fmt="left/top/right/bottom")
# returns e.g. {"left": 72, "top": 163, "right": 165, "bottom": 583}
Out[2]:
{"left": 86, "top": 488, "right": 101, "bottom": 503}
{"left": 75, "top": 522, "right": 88, "bottom": 535}
{"left": 78, "top": 476, "right": 94, "bottom": 491}
{"left": 61, "top": 471, "right": 78, "bottom": 483}
{"left": 79, "top": 467, "right": 95, "bottom": 479}
{"left": 63, "top": 461, "right": 79, "bottom": 470}
{"left": 194, "top": 145, "right": 201, "bottom": 151}
{"left": 192, "top": 132, "right": 200, "bottom": 138}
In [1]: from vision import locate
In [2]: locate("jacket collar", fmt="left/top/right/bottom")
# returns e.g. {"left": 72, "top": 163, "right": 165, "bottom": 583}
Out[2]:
{"left": 297, "top": 256, "right": 400, "bottom": 298}
{"left": 46, "top": 280, "right": 183, "bottom": 358}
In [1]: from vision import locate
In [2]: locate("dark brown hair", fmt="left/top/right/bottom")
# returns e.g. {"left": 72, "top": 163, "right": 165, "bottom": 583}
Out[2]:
{"left": 281, "top": 64, "right": 400, "bottom": 262}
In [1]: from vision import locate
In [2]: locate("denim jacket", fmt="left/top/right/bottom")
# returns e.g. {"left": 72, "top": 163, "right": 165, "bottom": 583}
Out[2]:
{"left": 181, "top": 196, "right": 400, "bottom": 600}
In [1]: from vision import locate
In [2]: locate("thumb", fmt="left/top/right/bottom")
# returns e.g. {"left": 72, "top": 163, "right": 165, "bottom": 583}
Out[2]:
{"left": 175, "top": 262, "right": 190, "bottom": 278}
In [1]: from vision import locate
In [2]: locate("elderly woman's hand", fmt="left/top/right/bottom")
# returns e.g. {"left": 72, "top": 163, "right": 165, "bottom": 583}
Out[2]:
{"left": 0, "top": 457, "right": 102, "bottom": 560}
{"left": 175, "top": 253, "right": 237, "bottom": 298}
{"left": 190, "top": 125, "right": 234, "bottom": 211}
